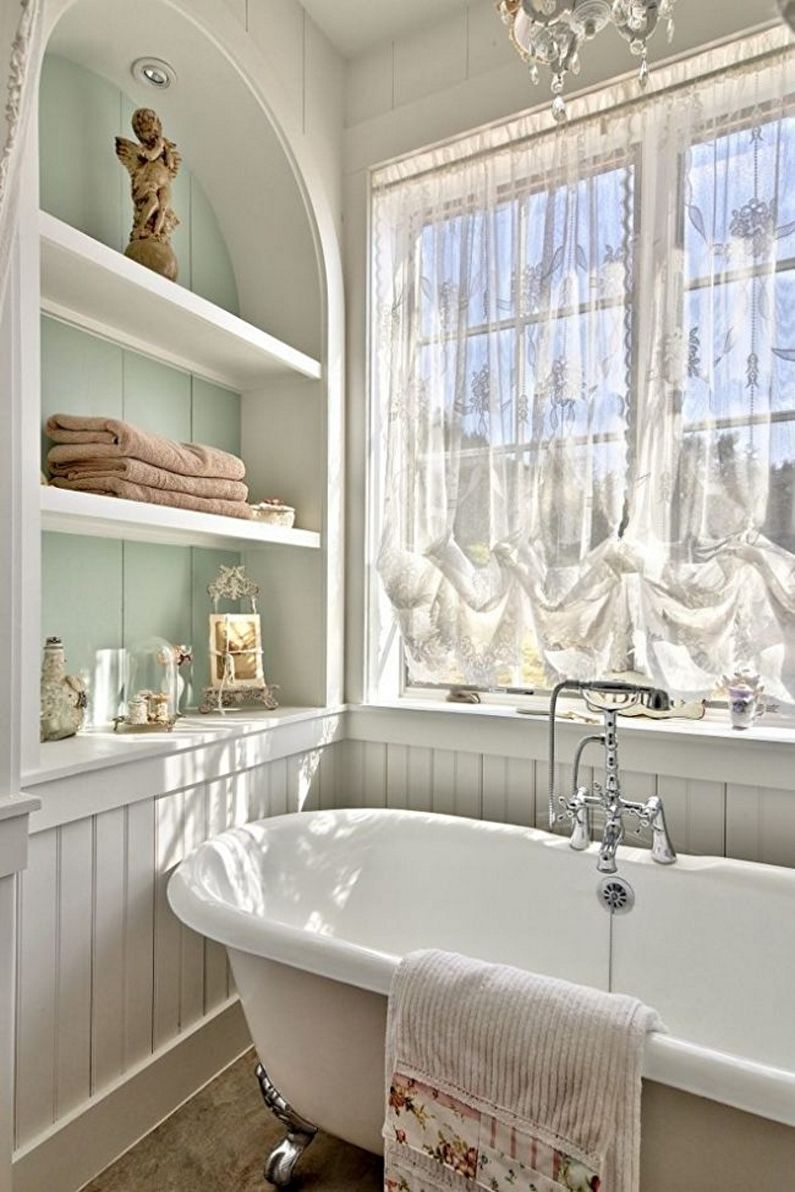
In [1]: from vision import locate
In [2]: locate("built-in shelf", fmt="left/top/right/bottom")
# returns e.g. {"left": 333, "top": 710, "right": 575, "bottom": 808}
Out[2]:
{"left": 41, "top": 486, "right": 321, "bottom": 551}
{"left": 21, "top": 705, "right": 342, "bottom": 788}
{"left": 39, "top": 211, "right": 322, "bottom": 390}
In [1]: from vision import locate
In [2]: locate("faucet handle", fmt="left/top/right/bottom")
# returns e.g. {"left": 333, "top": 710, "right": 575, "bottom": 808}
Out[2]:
{"left": 567, "top": 787, "right": 592, "bottom": 851}
{"left": 645, "top": 796, "right": 677, "bottom": 865}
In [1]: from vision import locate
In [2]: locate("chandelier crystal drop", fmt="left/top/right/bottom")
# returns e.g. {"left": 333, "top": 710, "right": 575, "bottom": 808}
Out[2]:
{"left": 497, "top": 0, "right": 678, "bottom": 122}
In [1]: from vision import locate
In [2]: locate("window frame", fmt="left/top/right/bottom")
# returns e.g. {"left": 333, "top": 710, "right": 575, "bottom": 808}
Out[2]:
{"left": 366, "top": 82, "right": 795, "bottom": 715}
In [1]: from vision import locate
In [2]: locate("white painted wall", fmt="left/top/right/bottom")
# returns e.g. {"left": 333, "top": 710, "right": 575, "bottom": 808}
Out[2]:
{"left": 224, "top": 0, "right": 344, "bottom": 242}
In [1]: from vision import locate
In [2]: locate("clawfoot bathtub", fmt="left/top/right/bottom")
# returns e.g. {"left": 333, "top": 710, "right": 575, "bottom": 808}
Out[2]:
{"left": 168, "top": 808, "right": 795, "bottom": 1187}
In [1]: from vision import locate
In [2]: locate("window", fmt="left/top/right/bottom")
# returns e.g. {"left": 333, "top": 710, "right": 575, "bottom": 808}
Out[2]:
{"left": 369, "top": 35, "right": 795, "bottom": 708}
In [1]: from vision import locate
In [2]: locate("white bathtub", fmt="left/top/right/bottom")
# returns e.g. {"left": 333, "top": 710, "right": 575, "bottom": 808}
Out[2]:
{"left": 168, "top": 808, "right": 795, "bottom": 1165}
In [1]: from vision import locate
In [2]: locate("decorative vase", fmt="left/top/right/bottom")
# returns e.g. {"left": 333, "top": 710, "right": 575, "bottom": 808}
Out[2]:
{"left": 40, "top": 637, "right": 87, "bottom": 742}
{"left": 723, "top": 669, "right": 765, "bottom": 731}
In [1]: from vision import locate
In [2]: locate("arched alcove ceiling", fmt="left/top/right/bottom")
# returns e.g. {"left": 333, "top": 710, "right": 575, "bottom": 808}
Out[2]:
{"left": 47, "top": 0, "right": 322, "bottom": 361}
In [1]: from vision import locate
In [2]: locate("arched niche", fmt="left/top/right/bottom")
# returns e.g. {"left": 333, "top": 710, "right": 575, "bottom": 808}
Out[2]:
{"left": 42, "top": 0, "right": 325, "bottom": 361}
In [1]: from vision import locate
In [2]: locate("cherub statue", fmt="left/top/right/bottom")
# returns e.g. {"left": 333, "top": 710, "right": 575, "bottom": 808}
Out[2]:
{"left": 115, "top": 108, "right": 181, "bottom": 280}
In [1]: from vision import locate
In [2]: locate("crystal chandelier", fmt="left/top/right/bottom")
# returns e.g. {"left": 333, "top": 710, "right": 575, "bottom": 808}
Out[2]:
{"left": 497, "top": 0, "right": 678, "bottom": 122}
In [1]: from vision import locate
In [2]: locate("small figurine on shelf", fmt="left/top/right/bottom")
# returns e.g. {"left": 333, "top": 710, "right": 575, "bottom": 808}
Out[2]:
{"left": 115, "top": 108, "right": 181, "bottom": 280}
{"left": 199, "top": 564, "right": 278, "bottom": 714}
{"left": 40, "top": 637, "right": 87, "bottom": 742}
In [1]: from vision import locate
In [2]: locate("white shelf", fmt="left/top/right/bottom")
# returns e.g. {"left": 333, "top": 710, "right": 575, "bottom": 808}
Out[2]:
{"left": 22, "top": 706, "right": 342, "bottom": 788}
{"left": 41, "top": 486, "right": 321, "bottom": 551}
{"left": 39, "top": 211, "right": 322, "bottom": 390}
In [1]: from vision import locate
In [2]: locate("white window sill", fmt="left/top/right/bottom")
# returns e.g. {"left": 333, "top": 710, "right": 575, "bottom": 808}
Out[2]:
{"left": 364, "top": 695, "right": 795, "bottom": 745}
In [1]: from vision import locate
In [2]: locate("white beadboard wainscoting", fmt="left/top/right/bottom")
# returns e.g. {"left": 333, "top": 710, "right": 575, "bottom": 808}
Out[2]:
{"left": 13, "top": 714, "right": 343, "bottom": 1192}
{"left": 338, "top": 705, "right": 795, "bottom": 869}
{"left": 12, "top": 703, "right": 795, "bottom": 1191}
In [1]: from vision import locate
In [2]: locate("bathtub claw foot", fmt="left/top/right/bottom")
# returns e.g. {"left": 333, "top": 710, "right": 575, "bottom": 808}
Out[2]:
{"left": 256, "top": 1062, "right": 317, "bottom": 1188}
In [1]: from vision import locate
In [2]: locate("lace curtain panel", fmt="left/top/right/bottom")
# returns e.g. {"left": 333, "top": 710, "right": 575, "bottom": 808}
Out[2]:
{"left": 372, "top": 29, "right": 795, "bottom": 703}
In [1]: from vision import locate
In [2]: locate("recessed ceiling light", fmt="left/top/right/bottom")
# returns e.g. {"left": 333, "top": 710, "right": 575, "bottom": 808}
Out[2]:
{"left": 131, "top": 57, "right": 176, "bottom": 89}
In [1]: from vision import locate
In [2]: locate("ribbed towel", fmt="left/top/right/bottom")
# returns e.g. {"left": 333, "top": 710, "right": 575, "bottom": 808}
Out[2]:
{"left": 384, "top": 950, "right": 661, "bottom": 1192}
{"left": 49, "top": 476, "right": 253, "bottom": 520}
{"left": 45, "top": 414, "right": 246, "bottom": 480}
{"left": 48, "top": 457, "right": 248, "bottom": 502}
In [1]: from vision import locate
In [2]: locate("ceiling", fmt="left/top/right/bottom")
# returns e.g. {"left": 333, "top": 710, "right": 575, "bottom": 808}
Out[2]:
{"left": 302, "top": 0, "right": 784, "bottom": 58}
{"left": 301, "top": 0, "right": 468, "bottom": 57}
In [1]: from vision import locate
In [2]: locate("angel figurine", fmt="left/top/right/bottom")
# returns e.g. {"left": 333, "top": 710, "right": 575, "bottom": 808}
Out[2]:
{"left": 115, "top": 108, "right": 181, "bottom": 280}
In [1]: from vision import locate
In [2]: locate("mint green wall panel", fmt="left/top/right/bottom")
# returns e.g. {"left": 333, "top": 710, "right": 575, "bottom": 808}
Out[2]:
{"left": 191, "top": 380, "right": 241, "bottom": 456}
{"left": 41, "top": 316, "right": 123, "bottom": 465}
{"left": 122, "top": 352, "right": 192, "bottom": 442}
{"left": 189, "top": 178, "right": 239, "bottom": 315}
{"left": 41, "top": 533, "right": 123, "bottom": 680}
{"left": 39, "top": 56, "right": 125, "bottom": 251}
{"left": 190, "top": 548, "right": 243, "bottom": 696}
{"left": 123, "top": 542, "right": 193, "bottom": 655}
{"left": 40, "top": 55, "right": 238, "bottom": 315}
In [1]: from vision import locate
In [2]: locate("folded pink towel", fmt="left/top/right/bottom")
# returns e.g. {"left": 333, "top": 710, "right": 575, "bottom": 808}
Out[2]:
{"left": 50, "top": 476, "right": 253, "bottom": 520}
{"left": 45, "top": 414, "right": 246, "bottom": 481}
{"left": 48, "top": 456, "right": 248, "bottom": 502}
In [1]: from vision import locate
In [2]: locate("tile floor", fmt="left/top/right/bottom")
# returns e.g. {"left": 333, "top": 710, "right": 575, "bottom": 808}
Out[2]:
{"left": 82, "top": 1051, "right": 382, "bottom": 1191}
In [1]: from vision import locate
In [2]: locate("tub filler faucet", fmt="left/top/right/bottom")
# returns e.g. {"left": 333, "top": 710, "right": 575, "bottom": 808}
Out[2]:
{"left": 547, "top": 679, "right": 677, "bottom": 874}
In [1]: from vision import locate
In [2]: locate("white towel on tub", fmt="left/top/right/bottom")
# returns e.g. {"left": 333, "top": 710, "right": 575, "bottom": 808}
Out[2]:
{"left": 384, "top": 950, "right": 661, "bottom": 1192}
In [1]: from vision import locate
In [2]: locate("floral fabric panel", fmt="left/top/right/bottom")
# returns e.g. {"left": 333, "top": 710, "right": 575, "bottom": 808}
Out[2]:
{"left": 386, "top": 1070, "right": 601, "bottom": 1192}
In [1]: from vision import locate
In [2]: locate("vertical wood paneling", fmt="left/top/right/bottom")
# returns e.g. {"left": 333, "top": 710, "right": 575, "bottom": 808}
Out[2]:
{"left": 406, "top": 747, "right": 433, "bottom": 812}
{"left": 482, "top": 755, "right": 535, "bottom": 827}
{"left": 54, "top": 820, "right": 93, "bottom": 1118}
{"left": 15, "top": 831, "right": 58, "bottom": 1146}
{"left": 179, "top": 786, "right": 206, "bottom": 1032}
{"left": 202, "top": 777, "right": 236, "bottom": 1011}
{"left": 91, "top": 808, "right": 126, "bottom": 1092}
{"left": 153, "top": 791, "right": 183, "bottom": 1050}
{"left": 362, "top": 742, "right": 388, "bottom": 807}
{"left": 286, "top": 754, "right": 304, "bottom": 812}
{"left": 202, "top": 779, "right": 230, "bottom": 1014}
{"left": 317, "top": 744, "right": 339, "bottom": 810}
{"left": 656, "top": 777, "right": 725, "bottom": 857}
{"left": 205, "top": 776, "right": 233, "bottom": 837}
{"left": 430, "top": 749, "right": 457, "bottom": 816}
{"left": 123, "top": 800, "right": 155, "bottom": 1071}
{"left": 431, "top": 750, "right": 482, "bottom": 818}
{"left": 726, "top": 784, "right": 795, "bottom": 868}
{"left": 342, "top": 739, "right": 365, "bottom": 806}
{"left": 247, "top": 765, "right": 270, "bottom": 821}
{"left": 267, "top": 759, "right": 289, "bottom": 817}
{"left": 385, "top": 744, "right": 409, "bottom": 809}
{"left": 455, "top": 751, "right": 482, "bottom": 819}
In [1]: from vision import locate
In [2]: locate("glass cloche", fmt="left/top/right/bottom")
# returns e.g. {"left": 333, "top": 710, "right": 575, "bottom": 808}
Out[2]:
{"left": 119, "top": 636, "right": 181, "bottom": 730}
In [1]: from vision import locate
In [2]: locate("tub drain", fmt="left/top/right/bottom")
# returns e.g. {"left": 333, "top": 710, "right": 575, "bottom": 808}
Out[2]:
{"left": 598, "top": 875, "right": 635, "bottom": 915}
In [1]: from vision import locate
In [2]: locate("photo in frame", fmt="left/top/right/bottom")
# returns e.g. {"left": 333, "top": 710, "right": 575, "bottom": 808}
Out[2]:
{"left": 209, "top": 613, "right": 265, "bottom": 689}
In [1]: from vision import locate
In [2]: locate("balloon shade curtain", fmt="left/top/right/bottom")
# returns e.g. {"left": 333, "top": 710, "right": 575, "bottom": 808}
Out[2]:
{"left": 372, "top": 30, "right": 795, "bottom": 703}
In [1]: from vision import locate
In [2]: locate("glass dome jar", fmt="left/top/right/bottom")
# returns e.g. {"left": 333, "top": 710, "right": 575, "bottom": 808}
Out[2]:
{"left": 123, "top": 637, "right": 180, "bottom": 726}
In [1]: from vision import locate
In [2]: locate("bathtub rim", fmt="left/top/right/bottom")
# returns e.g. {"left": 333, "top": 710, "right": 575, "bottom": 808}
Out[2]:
{"left": 167, "top": 808, "right": 795, "bottom": 1130}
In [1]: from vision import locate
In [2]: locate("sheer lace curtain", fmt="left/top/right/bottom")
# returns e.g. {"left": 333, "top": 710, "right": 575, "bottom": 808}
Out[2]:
{"left": 372, "top": 28, "right": 795, "bottom": 703}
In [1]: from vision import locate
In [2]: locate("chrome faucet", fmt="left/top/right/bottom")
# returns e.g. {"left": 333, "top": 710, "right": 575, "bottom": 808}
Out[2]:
{"left": 547, "top": 679, "right": 677, "bottom": 874}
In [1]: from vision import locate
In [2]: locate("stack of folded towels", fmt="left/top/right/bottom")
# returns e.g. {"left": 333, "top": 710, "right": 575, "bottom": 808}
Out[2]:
{"left": 45, "top": 414, "right": 252, "bottom": 520}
